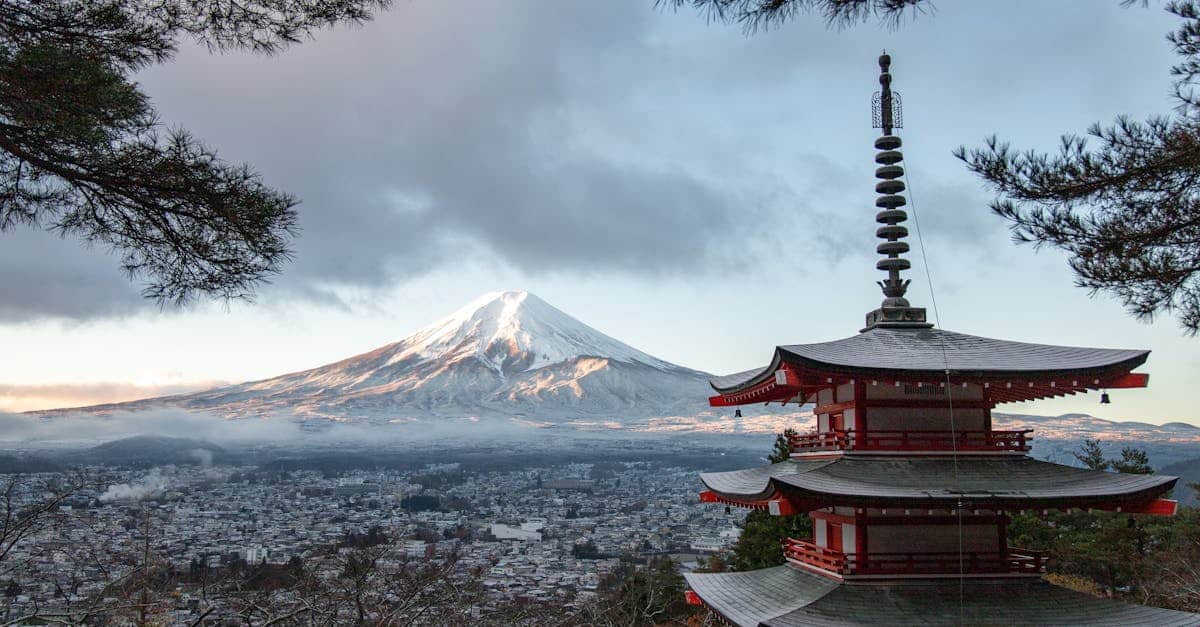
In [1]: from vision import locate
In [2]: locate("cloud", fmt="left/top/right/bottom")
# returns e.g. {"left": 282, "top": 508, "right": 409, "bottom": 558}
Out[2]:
{"left": 0, "top": 407, "right": 594, "bottom": 445}
{"left": 0, "top": 1, "right": 774, "bottom": 321}
{"left": 0, "top": 228, "right": 146, "bottom": 321}
{"left": 0, "top": 409, "right": 300, "bottom": 443}
{"left": 0, "top": 403, "right": 810, "bottom": 446}
{"left": 0, "top": 381, "right": 228, "bottom": 413}
{"left": 1, "top": 0, "right": 1179, "bottom": 321}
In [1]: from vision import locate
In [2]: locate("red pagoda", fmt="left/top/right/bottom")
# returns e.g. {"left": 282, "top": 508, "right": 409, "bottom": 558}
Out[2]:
{"left": 683, "top": 55, "right": 1200, "bottom": 626}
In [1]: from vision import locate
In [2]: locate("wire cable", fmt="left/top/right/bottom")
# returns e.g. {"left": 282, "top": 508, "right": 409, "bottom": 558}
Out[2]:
{"left": 903, "top": 164, "right": 967, "bottom": 620}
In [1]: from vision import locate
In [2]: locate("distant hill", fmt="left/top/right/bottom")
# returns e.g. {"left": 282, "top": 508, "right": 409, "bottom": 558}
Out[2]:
{"left": 74, "top": 435, "right": 226, "bottom": 468}
{"left": 1160, "top": 458, "right": 1200, "bottom": 506}
{"left": 993, "top": 412, "right": 1200, "bottom": 469}
{"left": 0, "top": 454, "right": 64, "bottom": 474}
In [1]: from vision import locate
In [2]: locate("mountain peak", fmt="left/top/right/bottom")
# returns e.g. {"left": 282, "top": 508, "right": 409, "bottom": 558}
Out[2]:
{"left": 389, "top": 290, "right": 671, "bottom": 376}
{"left": 449, "top": 289, "right": 542, "bottom": 327}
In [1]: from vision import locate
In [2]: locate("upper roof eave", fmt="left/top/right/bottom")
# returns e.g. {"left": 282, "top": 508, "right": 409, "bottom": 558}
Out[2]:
{"left": 709, "top": 327, "right": 1150, "bottom": 394}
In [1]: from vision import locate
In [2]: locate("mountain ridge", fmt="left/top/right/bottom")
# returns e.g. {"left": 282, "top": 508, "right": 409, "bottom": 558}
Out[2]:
{"left": 38, "top": 291, "right": 715, "bottom": 425}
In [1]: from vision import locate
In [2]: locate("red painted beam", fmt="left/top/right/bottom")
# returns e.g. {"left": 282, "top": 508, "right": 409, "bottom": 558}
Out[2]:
{"left": 1107, "top": 372, "right": 1150, "bottom": 389}
{"left": 685, "top": 590, "right": 703, "bottom": 606}
{"left": 1125, "top": 498, "right": 1177, "bottom": 516}
{"left": 699, "top": 490, "right": 804, "bottom": 515}
{"left": 708, "top": 394, "right": 732, "bottom": 407}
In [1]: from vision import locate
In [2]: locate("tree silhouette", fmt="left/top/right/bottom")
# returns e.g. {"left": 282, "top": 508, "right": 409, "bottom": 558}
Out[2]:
{"left": 0, "top": 1, "right": 390, "bottom": 304}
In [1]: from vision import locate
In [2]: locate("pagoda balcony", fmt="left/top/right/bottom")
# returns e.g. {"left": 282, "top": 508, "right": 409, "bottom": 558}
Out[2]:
{"left": 788, "top": 428, "right": 1032, "bottom": 454}
{"left": 783, "top": 538, "right": 1047, "bottom": 577}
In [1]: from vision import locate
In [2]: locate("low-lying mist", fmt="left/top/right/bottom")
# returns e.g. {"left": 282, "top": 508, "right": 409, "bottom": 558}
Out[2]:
{"left": 0, "top": 407, "right": 786, "bottom": 451}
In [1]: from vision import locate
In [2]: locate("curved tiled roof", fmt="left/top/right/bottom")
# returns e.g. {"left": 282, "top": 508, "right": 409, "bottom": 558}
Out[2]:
{"left": 699, "top": 456, "right": 1176, "bottom": 508}
{"left": 684, "top": 565, "right": 838, "bottom": 626}
{"left": 686, "top": 565, "right": 1200, "bottom": 626}
{"left": 711, "top": 326, "right": 1149, "bottom": 392}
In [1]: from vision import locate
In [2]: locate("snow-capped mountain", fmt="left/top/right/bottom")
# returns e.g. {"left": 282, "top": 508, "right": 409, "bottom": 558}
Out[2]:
{"left": 68, "top": 291, "right": 716, "bottom": 425}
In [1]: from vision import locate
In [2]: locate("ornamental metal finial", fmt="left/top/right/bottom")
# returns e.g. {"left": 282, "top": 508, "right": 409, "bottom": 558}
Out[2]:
{"left": 863, "top": 52, "right": 931, "bottom": 332}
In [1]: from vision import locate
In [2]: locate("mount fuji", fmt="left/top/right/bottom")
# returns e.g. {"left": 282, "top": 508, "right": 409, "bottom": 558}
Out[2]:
{"left": 59, "top": 291, "right": 719, "bottom": 426}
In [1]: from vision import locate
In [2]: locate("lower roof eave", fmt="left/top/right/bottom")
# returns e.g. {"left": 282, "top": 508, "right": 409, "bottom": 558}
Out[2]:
{"left": 767, "top": 480, "right": 1180, "bottom": 513}
{"left": 686, "top": 566, "right": 1200, "bottom": 626}
{"left": 698, "top": 457, "right": 1179, "bottom": 513}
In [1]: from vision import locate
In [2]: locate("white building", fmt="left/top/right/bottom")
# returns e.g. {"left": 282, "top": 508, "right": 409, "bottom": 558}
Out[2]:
{"left": 490, "top": 524, "right": 542, "bottom": 541}
{"left": 403, "top": 540, "right": 430, "bottom": 559}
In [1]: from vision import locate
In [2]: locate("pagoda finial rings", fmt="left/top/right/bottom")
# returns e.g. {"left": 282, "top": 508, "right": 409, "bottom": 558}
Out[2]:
{"left": 875, "top": 165, "right": 904, "bottom": 180}
{"left": 875, "top": 150, "right": 904, "bottom": 165}
{"left": 875, "top": 135, "right": 902, "bottom": 150}
{"left": 877, "top": 241, "right": 910, "bottom": 255}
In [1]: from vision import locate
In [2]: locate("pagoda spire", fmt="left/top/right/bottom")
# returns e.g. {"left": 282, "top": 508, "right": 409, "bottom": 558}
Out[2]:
{"left": 863, "top": 52, "right": 932, "bottom": 331}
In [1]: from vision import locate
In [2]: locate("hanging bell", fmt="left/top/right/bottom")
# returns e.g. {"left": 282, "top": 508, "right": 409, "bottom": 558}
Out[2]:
{"left": 1100, "top": 390, "right": 1111, "bottom": 405}
{"left": 734, "top": 409, "right": 743, "bottom": 418}
{"left": 724, "top": 505, "right": 732, "bottom": 515}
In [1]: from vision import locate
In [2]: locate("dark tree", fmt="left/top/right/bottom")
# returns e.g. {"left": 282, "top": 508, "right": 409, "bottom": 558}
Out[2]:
{"left": 659, "top": 0, "right": 927, "bottom": 33}
{"left": 1111, "top": 447, "right": 1155, "bottom": 475}
{"left": 0, "top": 1, "right": 390, "bottom": 304}
{"left": 731, "top": 509, "right": 812, "bottom": 571}
{"left": 1074, "top": 438, "right": 1111, "bottom": 471}
{"left": 1073, "top": 439, "right": 1155, "bottom": 474}
{"left": 727, "top": 429, "right": 811, "bottom": 570}
{"left": 667, "top": 0, "right": 1200, "bottom": 334}
{"left": 768, "top": 427, "right": 797, "bottom": 463}
{"left": 592, "top": 558, "right": 694, "bottom": 626}
{"left": 572, "top": 539, "right": 602, "bottom": 559}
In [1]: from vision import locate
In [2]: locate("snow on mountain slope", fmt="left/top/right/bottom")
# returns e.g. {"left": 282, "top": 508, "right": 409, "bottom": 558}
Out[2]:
{"left": 388, "top": 291, "right": 677, "bottom": 374}
{"left": 74, "top": 291, "right": 716, "bottom": 424}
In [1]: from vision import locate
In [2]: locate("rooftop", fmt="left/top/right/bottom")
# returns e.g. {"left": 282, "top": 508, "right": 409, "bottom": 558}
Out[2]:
{"left": 711, "top": 326, "right": 1148, "bottom": 393}
{"left": 685, "top": 565, "right": 1200, "bottom": 626}
{"left": 699, "top": 456, "right": 1177, "bottom": 510}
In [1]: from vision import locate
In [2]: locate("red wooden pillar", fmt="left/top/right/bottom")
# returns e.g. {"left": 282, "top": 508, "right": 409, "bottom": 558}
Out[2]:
{"left": 853, "top": 380, "right": 866, "bottom": 449}
{"left": 855, "top": 509, "right": 868, "bottom": 571}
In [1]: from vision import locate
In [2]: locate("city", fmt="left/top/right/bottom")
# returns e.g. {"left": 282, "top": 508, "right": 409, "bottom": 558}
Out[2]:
{"left": 1, "top": 442, "right": 753, "bottom": 624}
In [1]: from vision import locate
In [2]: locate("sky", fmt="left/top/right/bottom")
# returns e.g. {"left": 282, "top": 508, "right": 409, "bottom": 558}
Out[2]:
{"left": 0, "top": 1, "right": 1196, "bottom": 425}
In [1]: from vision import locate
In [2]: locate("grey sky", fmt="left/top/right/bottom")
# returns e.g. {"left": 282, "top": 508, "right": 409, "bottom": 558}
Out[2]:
{"left": 1, "top": 1, "right": 1195, "bottom": 424}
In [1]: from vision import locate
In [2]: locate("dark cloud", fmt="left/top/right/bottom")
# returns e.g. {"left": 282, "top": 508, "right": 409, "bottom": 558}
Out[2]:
{"left": 0, "top": 0, "right": 1181, "bottom": 320}
{"left": 0, "top": 228, "right": 145, "bottom": 321}
{"left": 135, "top": 1, "right": 769, "bottom": 298}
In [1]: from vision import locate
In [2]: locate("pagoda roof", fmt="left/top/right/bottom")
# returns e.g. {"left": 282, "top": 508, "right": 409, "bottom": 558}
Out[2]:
{"left": 711, "top": 326, "right": 1148, "bottom": 394}
{"left": 685, "top": 565, "right": 1200, "bottom": 626}
{"left": 700, "top": 457, "right": 1176, "bottom": 510}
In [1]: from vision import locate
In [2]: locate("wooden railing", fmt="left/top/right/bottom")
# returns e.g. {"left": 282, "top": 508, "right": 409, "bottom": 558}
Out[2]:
{"left": 782, "top": 538, "right": 846, "bottom": 573}
{"left": 847, "top": 548, "right": 1047, "bottom": 575}
{"left": 789, "top": 429, "right": 1032, "bottom": 453}
{"left": 783, "top": 538, "right": 1047, "bottom": 576}
{"left": 787, "top": 430, "right": 851, "bottom": 451}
